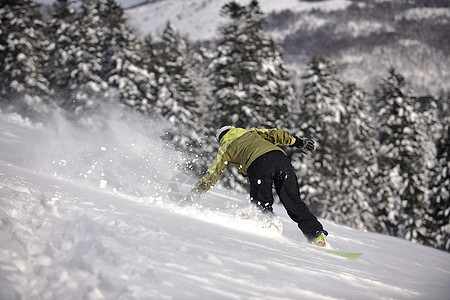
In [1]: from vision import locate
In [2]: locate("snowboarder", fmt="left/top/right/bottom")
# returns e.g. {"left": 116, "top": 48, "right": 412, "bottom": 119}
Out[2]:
{"left": 192, "top": 126, "right": 328, "bottom": 247}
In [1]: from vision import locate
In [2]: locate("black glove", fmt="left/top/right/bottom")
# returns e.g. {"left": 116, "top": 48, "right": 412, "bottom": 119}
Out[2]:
{"left": 293, "top": 137, "right": 315, "bottom": 155}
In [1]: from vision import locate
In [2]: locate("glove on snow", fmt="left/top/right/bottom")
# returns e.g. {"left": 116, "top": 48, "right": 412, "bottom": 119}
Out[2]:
{"left": 293, "top": 137, "right": 315, "bottom": 155}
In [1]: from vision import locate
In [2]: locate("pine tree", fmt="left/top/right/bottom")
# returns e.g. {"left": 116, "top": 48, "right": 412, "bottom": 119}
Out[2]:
{"left": 98, "top": 0, "right": 158, "bottom": 114}
{"left": 209, "top": 0, "right": 295, "bottom": 129}
{"left": 0, "top": 0, "right": 53, "bottom": 116}
{"left": 208, "top": 1, "right": 247, "bottom": 130}
{"left": 321, "top": 83, "right": 379, "bottom": 231}
{"left": 142, "top": 34, "right": 162, "bottom": 105}
{"left": 155, "top": 22, "right": 205, "bottom": 174}
{"left": 297, "top": 55, "right": 344, "bottom": 213}
{"left": 207, "top": 0, "right": 296, "bottom": 191}
{"left": 429, "top": 106, "right": 449, "bottom": 251}
{"left": 64, "top": 0, "right": 110, "bottom": 114}
{"left": 187, "top": 45, "right": 217, "bottom": 176}
{"left": 156, "top": 22, "right": 201, "bottom": 125}
{"left": 45, "top": 0, "right": 77, "bottom": 107}
{"left": 374, "top": 68, "right": 434, "bottom": 244}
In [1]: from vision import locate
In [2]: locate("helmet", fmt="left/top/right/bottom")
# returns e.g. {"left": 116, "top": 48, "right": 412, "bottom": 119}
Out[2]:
{"left": 216, "top": 125, "right": 232, "bottom": 143}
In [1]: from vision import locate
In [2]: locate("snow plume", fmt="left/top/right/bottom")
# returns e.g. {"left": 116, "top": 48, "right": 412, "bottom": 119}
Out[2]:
{"left": 0, "top": 98, "right": 182, "bottom": 202}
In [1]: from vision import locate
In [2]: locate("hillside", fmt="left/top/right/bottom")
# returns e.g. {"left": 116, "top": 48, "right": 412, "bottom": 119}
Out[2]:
{"left": 1, "top": 104, "right": 449, "bottom": 299}
{"left": 126, "top": 0, "right": 450, "bottom": 95}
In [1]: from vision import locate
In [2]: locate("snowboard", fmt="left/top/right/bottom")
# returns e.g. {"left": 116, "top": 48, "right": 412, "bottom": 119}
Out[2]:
{"left": 313, "top": 246, "right": 363, "bottom": 259}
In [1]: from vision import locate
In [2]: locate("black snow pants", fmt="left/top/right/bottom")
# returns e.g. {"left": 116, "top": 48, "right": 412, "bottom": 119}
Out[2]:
{"left": 247, "top": 150, "right": 324, "bottom": 240}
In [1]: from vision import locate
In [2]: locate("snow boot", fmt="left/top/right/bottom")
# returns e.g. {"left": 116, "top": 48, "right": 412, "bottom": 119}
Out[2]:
{"left": 312, "top": 231, "right": 328, "bottom": 247}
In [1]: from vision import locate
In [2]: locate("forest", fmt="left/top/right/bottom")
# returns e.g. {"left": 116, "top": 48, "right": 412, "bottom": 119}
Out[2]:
{"left": 0, "top": 0, "right": 448, "bottom": 251}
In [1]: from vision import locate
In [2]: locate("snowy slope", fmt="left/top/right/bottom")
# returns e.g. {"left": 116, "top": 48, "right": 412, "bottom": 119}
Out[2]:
{"left": 126, "top": 0, "right": 352, "bottom": 41}
{"left": 1, "top": 105, "right": 449, "bottom": 299}
{"left": 126, "top": 0, "right": 449, "bottom": 95}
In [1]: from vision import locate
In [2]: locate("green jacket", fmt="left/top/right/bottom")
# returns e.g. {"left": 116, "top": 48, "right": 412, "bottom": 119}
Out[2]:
{"left": 195, "top": 127, "right": 297, "bottom": 193}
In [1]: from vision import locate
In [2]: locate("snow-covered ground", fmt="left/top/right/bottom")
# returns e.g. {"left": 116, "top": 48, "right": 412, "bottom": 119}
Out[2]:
{"left": 0, "top": 104, "right": 449, "bottom": 299}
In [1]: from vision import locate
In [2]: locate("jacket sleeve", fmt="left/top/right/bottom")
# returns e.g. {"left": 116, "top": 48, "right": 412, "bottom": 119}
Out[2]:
{"left": 194, "top": 145, "right": 229, "bottom": 193}
{"left": 254, "top": 128, "right": 297, "bottom": 146}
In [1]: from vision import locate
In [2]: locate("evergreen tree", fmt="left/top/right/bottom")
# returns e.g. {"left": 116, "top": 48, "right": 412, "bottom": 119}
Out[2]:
{"left": 0, "top": 0, "right": 53, "bottom": 116}
{"left": 321, "top": 83, "right": 379, "bottom": 231}
{"left": 155, "top": 22, "right": 205, "bottom": 174}
{"left": 64, "top": 0, "right": 110, "bottom": 113}
{"left": 297, "top": 55, "right": 344, "bottom": 213}
{"left": 45, "top": 0, "right": 77, "bottom": 107}
{"left": 99, "top": 0, "right": 158, "bottom": 114}
{"left": 209, "top": 0, "right": 295, "bottom": 129}
{"left": 143, "top": 34, "right": 162, "bottom": 102}
{"left": 297, "top": 56, "right": 379, "bottom": 232}
{"left": 208, "top": 0, "right": 296, "bottom": 191}
{"left": 55, "top": 0, "right": 156, "bottom": 115}
{"left": 187, "top": 46, "right": 217, "bottom": 176}
{"left": 208, "top": 1, "right": 248, "bottom": 130}
{"left": 374, "top": 68, "right": 434, "bottom": 245}
{"left": 429, "top": 109, "right": 449, "bottom": 251}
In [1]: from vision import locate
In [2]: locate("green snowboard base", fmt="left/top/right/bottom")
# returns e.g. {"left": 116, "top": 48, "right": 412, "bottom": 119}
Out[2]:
{"left": 319, "top": 248, "right": 363, "bottom": 259}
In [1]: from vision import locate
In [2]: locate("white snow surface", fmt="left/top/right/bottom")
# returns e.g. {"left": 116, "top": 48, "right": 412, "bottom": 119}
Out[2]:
{"left": 126, "top": 0, "right": 352, "bottom": 41}
{"left": 1, "top": 104, "right": 449, "bottom": 300}
{"left": 398, "top": 7, "right": 450, "bottom": 22}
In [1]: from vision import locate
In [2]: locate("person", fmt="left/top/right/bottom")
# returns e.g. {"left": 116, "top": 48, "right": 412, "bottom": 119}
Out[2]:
{"left": 192, "top": 125, "right": 328, "bottom": 247}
